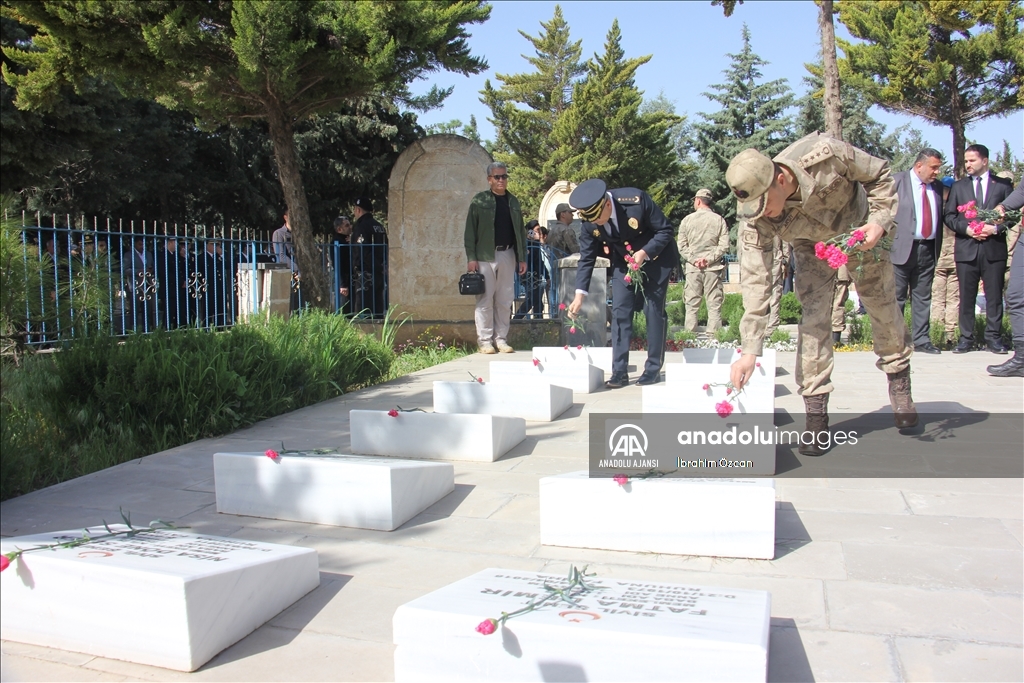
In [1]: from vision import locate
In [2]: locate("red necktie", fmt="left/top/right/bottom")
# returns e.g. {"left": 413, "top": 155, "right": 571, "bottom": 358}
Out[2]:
{"left": 921, "top": 183, "right": 932, "bottom": 239}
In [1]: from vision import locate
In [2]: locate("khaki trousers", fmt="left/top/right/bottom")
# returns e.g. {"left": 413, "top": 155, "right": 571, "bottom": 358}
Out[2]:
{"left": 684, "top": 268, "right": 724, "bottom": 332}
{"left": 793, "top": 241, "right": 912, "bottom": 396}
{"left": 930, "top": 267, "right": 960, "bottom": 342}
{"left": 474, "top": 248, "right": 516, "bottom": 346}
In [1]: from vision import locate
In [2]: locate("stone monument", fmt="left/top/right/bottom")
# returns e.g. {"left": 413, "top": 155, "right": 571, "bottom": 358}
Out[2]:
{"left": 387, "top": 134, "right": 492, "bottom": 322}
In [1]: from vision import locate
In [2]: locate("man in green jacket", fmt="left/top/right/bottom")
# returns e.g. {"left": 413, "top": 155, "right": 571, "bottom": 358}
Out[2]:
{"left": 465, "top": 161, "right": 527, "bottom": 354}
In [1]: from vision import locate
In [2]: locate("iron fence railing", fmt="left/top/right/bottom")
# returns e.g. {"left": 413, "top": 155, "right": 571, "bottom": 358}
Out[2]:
{"left": 7, "top": 218, "right": 568, "bottom": 348}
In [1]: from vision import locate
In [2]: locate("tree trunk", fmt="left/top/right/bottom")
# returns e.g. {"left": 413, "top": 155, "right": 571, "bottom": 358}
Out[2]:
{"left": 949, "top": 70, "right": 966, "bottom": 178}
{"left": 819, "top": 0, "right": 843, "bottom": 140}
{"left": 264, "top": 104, "right": 331, "bottom": 311}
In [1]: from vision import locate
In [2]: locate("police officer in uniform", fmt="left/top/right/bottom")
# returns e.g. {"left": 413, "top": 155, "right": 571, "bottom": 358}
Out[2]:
{"left": 726, "top": 133, "right": 916, "bottom": 456}
{"left": 567, "top": 179, "right": 680, "bottom": 388}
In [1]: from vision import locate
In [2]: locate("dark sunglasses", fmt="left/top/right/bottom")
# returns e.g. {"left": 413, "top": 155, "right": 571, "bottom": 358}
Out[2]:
{"left": 489, "top": 174, "right": 509, "bottom": 180}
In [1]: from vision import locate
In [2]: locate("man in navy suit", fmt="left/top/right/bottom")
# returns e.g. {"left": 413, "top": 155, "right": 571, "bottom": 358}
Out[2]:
{"left": 943, "top": 144, "right": 1015, "bottom": 354}
{"left": 567, "top": 179, "right": 680, "bottom": 388}
{"left": 891, "top": 149, "right": 945, "bottom": 353}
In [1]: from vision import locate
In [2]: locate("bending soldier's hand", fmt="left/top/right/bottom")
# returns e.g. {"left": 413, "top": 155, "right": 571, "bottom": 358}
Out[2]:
{"left": 568, "top": 293, "right": 585, "bottom": 317}
{"left": 730, "top": 353, "right": 757, "bottom": 392}
{"left": 855, "top": 223, "right": 885, "bottom": 251}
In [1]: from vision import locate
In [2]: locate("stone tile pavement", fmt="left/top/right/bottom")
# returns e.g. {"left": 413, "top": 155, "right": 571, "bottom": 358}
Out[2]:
{"left": 2, "top": 350, "right": 1021, "bottom": 682}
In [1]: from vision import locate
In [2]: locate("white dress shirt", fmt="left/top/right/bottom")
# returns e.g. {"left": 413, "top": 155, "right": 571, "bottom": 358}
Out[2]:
{"left": 971, "top": 170, "right": 990, "bottom": 206}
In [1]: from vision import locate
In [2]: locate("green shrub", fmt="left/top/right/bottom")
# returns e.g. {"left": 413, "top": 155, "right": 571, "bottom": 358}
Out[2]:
{"left": 769, "top": 328, "right": 792, "bottom": 343}
{"left": 673, "top": 329, "right": 697, "bottom": 342}
{"left": 632, "top": 311, "right": 647, "bottom": 340}
{"left": 779, "top": 292, "right": 802, "bottom": 324}
{"left": 715, "top": 305, "right": 744, "bottom": 342}
{"left": 848, "top": 313, "right": 873, "bottom": 345}
{"left": 1, "top": 311, "right": 394, "bottom": 500}
{"left": 668, "top": 299, "right": 685, "bottom": 327}
{"left": 720, "top": 293, "right": 744, "bottom": 325}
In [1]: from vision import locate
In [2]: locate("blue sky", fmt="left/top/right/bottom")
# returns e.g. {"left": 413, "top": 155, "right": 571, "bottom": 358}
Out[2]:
{"left": 412, "top": 1, "right": 1022, "bottom": 165}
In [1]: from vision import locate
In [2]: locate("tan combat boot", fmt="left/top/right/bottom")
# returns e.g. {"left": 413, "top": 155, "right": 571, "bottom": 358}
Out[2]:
{"left": 887, "top": 368, "right": 919, "bottom": 428}
{"left": 799, "top": 394, "right": 830, "bottom": 457}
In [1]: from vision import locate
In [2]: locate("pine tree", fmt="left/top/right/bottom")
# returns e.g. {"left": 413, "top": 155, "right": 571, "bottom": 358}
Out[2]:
{"left": 694, "top": 25, "right": 795, "bottom": 226}
{"left": 2, "top": 1, "right": 489, "bottom": 310}
{"left": 548, "top": 21, "right": 679, "bottom": 196}
{"left": 837, "top": 0, "right": 1023, "bottom": 176}
{"left": 481, "top": 5, "right": 585, "bottom": 213}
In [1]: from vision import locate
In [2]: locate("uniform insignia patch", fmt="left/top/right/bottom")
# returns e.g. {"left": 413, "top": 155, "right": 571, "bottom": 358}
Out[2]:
{"left": 356, "top": 237, "right": 364, "bottom": 244}
{"left": 628, "top": 217, "right": 639, "bottom": 229}
{"left": 592, "top": 229, "right": 600, "bottom": 237}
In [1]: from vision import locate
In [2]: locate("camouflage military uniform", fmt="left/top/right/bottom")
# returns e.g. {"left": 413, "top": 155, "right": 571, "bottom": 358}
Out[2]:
{"left": 930, "top": 224, "right": 959, "bottom": 346}
{"left": 765, "top": 235, "right": 791, "bottom": 336}
{"left": 735, "top": 133, "right": 912, "bottom": 397}
{"left": 677, "top": 208, "right": 730, "bottom": 332}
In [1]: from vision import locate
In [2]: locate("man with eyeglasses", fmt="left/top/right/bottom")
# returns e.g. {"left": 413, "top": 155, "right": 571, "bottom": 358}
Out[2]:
{"left": 566, "top": 178, "right": 680, "bottom": 388}
{"left": 465, "top": 161, "right": 527, "bottom": 354}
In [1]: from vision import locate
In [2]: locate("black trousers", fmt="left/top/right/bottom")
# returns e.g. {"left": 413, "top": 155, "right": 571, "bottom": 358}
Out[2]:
{"left": 956, "top": 252, "right": 1006, "bottom": 345}
{"left": 610, "top": 259, "right": 673, "bottom": 377}
{"left": 893, "top": 239, "right": 936, "bottom": 346}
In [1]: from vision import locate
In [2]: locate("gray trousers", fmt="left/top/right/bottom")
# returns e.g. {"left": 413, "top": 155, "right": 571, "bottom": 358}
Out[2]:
{"left": 894, "top": 240, "right": 937, "bottom": 346}
{"left": 1006, "top": 248, "right": 1024, "bottom": 349}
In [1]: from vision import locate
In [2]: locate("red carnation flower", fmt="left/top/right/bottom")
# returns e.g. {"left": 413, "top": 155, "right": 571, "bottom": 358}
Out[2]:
{"left": 265, "top": 449, "right": 279, "bottom": 460}
{"left": 558, "top": 303, "right": 567, "bottom": 311}
{"left": 715, "top": 401, "right": 734, "bottom": 418}
{"left": 388, "top": 409, "right": 399, "bottom": 417}
{"left": 476, "top": 619, "right": 497, "bottom": 635}
{"left": 612, "top": 474, "right": 629, "bottom": 486}
{"left": 702, "top": 383, "right": 710, "bottom": 391}
{"left": 0, "top": 555, "right": 10, "bottom": 572}
{"left": 533, "top": 358, "right": 540, "bottom": 366}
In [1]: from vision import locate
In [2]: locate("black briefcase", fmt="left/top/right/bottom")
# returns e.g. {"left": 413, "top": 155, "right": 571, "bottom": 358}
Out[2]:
{"left": 459, "top": 271, "right": 485, "bottom": 295}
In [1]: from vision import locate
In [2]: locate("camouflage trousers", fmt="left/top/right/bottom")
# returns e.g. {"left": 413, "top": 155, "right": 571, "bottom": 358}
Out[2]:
{"left": 684, "top": 268, "right": 724, "bottom": 333}
{"left": 793, "top": 240, "right": 912, "bottom": 396}
{"left": 831, "top": 264, "right": 852, "bottom": 333}
{"left": 930, "top": 267, "right": 960, "bottom": 343}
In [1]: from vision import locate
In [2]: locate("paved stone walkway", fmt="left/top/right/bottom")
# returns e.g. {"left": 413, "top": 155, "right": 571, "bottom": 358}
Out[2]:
{"left": 2, "top": 350, "right": 1021, "bottom": 682}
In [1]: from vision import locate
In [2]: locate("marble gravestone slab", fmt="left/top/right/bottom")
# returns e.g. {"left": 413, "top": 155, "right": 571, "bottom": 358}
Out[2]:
{"left": 214, "top": 452, "right": 454, "bottom": 531}
{"left": 539, "top": 472, "right": 776, "bottom": 559}
{"left": 530, "top": 346, "right": 617, "bottom": 374}
{"left": 0, "top": 527, "right": 319, "bottom": 672}
{"left": 648, "top": 362, "right": 774, "bottom": 414}
{"left": 393, "top": 568, "right": 771, "bottom": 682}
{"left": 489, "top": 360, "right": 604, "bottom": 394}
{"left": 432, "top": 381, "right": 573, "bottom": 422}
{"left": 350, "top": 410, "right": 526, "bottom": 462}
{"left": 666, "top": 348, "right": 777, "bottom": 369}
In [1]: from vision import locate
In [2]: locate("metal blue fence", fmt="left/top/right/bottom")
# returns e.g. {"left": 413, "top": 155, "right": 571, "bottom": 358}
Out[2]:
{"left": 10, "top": 218, "right": 566, "bottom": 348}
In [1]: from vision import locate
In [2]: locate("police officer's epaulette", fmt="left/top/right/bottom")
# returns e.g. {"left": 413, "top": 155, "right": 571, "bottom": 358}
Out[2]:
{"left": 798, "top": 143, "right": 836, "bottom": 169}
{"left": 611, "top": 189, "right": 642, "bottom": 204}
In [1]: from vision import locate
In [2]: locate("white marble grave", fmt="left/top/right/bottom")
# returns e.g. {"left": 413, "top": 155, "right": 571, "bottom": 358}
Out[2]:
{"left": 645, "top": 361, "right": 774, "bottom": 414}
{"left": 540, "top": 472, "right": 776, "bottom": 559}
{"left": 666, "top": 347, "right": 777, "bottom": 368}
{"left": 0, "top": 527, "right": 319, "bottom": 672}
{"left": 489, "top": 360, "right": 604, "bottom": 393}
{"left": 350, "top": 410, "right": 526, "bottom": 462}
{"left": 433, "top": 381, "right": 572, "bottom": 422}
{"left": 530, "top": 346, "right": 617, "bottom": 374}
{"left": 393, "top": 567, "right": 771, "bottom": 682}
{"left": 214, "top": 452, "right": 453, "bottom": 530}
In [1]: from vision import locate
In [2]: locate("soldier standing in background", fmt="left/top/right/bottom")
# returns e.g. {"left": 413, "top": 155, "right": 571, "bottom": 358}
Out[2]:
{"left": 726, "top": 133, "right": 915, "bottom": 457}
{"left": 677, "top": 188, "right": 729, "bottom": 334}
{"left": 764, "top": 235, "right": 791, "bottom": 338}
{"left": 831, "top": 264, "right": 852, "bottom": 346}
{"left": 931, "top": 176, "right": 959, "bottom": 349}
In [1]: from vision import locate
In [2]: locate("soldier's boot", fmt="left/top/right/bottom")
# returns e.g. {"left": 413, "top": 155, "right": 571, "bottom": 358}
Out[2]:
{"left": 799, "top": 394, "right": 830, "bottom": 457}
{"left": 887, "top": 368, "right": 919, "bottom": 429}
{"left": 832, "top": 331, "right": 843, "bottom": 347}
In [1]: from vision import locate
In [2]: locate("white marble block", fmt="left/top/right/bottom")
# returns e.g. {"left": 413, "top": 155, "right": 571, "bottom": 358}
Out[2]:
{"left": 540, "top": 471, "right": 776, "bottom": 560}
{"left": 350, "top": 410, "right": 526, "bottom": 462}
{"left": 489, "top": 360, "right": 604, "bottom": 393}
{"left": 0, "top": 527, "right": 318, "bottom": 672}
{"left": 666, "top": 348, "right": 777, "bottom": 369}
{"left": 433, "top": 381, "right": 572, "bottom": 422}
{"left": 393, "top": 568, "right": 771, "bottom": 682}
{"left": 214, "top": 452, "right": 454, "bottom": 530}
{"left": 650, "top": 362, "right": 774, "bottom": 414}
{"left": 530, "top": 346, "right": 617, "bottom": 374}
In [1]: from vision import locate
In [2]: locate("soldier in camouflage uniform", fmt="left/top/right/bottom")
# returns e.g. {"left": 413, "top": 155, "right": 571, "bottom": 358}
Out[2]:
{"left": 726, "top": 133, "right": 916, "bottom": 456}
{"left": 677, "top": 189, "right": 730, "bottom": 333}
{"left": 931, "top": 222, "right": 960, "bottom": 349}
{"left": 765, "top": 235, "right": 791, "bottom": 337}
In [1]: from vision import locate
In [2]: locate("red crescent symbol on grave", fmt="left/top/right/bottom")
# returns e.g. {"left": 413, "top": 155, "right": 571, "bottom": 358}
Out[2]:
{"left": 77, "top": 551, "right": 113, "bottom": 558}
{"left": 558, "top": 610, "right": 601, "bottom": 623}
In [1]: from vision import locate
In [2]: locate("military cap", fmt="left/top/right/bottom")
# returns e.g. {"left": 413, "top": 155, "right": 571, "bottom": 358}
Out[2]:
{"left": 569, "top": 179, "right": 608, "bottom": 222}
{"left": 694, "top": 188, "right": 714, "bottom": 201}
{"left": 726, "top": 148, "right": 775, "bottom": 221}
{"left": 555, "top": 202, "right": 573, "bottom": 216}
{"left": 354, "top": 196, "right": 373, "bottom": 211}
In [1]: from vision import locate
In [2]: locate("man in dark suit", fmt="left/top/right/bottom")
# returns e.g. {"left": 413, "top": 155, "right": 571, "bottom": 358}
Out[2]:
{"left": 891, "top": 149, "right": 945, "bottom": 353}
{"left": 567, "top": 179, "right": 680, "bottom": 388}
{"left": 943, "top": 144, "right": 1015, "bottom": 354}
{"left": 988, "top": 180, "right": 1024, "bottom": 377}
